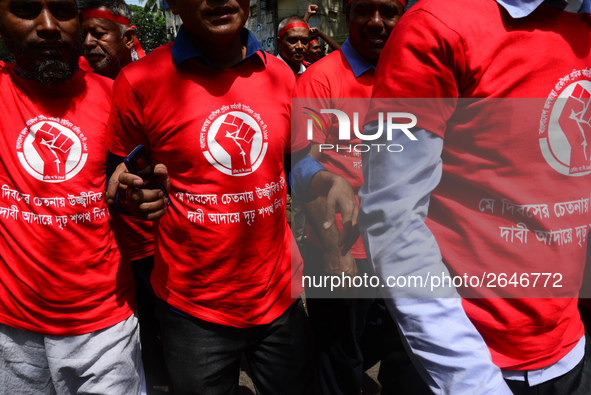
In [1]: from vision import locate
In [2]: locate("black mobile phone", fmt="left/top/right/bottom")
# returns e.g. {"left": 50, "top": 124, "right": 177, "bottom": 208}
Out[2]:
{"left": 124, "top": 145, "right": 170, "bottom": 202}
{"left": 124, "top": 145, "right": 156, "bottom": 187}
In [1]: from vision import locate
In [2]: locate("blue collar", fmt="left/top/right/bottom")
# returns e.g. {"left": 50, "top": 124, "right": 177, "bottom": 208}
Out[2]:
{"left": 171, "top": 25, "right": 265, "bottom": 68}
{"left": 340, "top": 38, "right": 375, "bottom": 78}
{"left": 496, "top": 0, "right": 591, "bottom": 18}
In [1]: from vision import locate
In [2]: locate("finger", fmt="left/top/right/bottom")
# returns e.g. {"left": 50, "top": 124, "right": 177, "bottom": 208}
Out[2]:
{"left": 119, "top": 172, "right": 144, "bottom": 189}
{"left": 134, "top": 200, "right": 168, "bottom": 221}
{"left": 128, "top": 189, "right": 169, "bottom": 221}
{"left": 106, "top": 163, "right": 129, "bottom": 204}
{"left": 323, "top": 192, "right": 337, "bottom": 230}
{"left": 128, "top": 188, "right": 164, "bottom": 204}
{"left": 154, "top": 163, "right": 171, "bottom": 192}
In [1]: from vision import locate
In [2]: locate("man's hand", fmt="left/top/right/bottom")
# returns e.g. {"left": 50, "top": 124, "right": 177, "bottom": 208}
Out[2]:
{"left": 309, "top": 27, "right": 322, "bottom": 36}
{"left": 304, "top": 196, "right": 359, "bottom": 292}
{"left": 304, "top": 4, "right": 318, "bottom": 22}
{"left": 323, "top": 175, "right": 360, "bottom": 255}
{"left": 323, "top": 249, "right": 357, "bottom": 278}
{"left": 306, "top": 171, "right": 360, "bottom": 255}
{"left": 106, "top": 163, "right": 170, "bottom": 220}
{"left": 323, "top": 248, "right": 358, "bottom": 293}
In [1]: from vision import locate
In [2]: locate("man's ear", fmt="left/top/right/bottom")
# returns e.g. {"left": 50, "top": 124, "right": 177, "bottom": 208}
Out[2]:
{"left": 123, "top": 28, "right": 135, "bottom": 51}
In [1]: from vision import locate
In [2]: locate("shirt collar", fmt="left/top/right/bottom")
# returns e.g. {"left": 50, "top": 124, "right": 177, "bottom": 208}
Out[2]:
{"left": 496, "top": 0, "right": 590, "bottom": 18}
{"left": 340, "top": 38, "right": 375, "bottom": 78}
{"left": 171, "top": 25, "right": 265, "bottom": 68}
{"left": 276, "top": 54, "right": 306, "bottom": 75}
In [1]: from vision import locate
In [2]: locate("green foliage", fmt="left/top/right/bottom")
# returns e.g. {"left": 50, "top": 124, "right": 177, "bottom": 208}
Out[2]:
{"left": 0, "top": 40, "right": 15, "bottom": 63}
{"left": 129, "top": 4, "right": 168, "bottom": 54}
{"left": 141, "top": 0, "right": 159, "bottom": 13}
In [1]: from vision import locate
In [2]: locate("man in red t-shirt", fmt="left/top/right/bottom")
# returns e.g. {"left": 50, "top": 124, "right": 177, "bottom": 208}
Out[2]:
{"left": 361, "top": 0, "right": 591, "bottom": 393}
{"left": 0, "top": 0, "right": 143, "bottom": 393}
{"left": 104, "top": 0, "right": 358, "bottom": 392}
{"left": 79, "top": 1, "right": 166, "bottom": 392}
{"left": 277, "top": 16, "right": 309, "bottom": 77}
{"left": 294, "top": 0, "right": 433, "bottom": 393}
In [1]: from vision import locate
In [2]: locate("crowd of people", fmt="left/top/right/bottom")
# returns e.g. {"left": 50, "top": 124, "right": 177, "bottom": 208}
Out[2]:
{"left": 0, "top": 0, "right": 590, "bottom": 394}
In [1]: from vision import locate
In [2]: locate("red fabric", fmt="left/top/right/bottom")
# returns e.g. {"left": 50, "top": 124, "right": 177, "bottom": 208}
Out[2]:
{"left": 0, "top": 64, "right": 135, "bottom": 335}
{"left": 133, "top": 37, "right": 146, "bottom": 59}
{"left": 108, "top": 44, "right": 302, "bottom": 328}
{"left": 78, "top": 56, "right": 93, "bottom": 72}
{"left": 278, "top": 22, "right": 309, "bottom": 38}
{"left": 369, "top": 0, "right": 591, "bottom": 370}
{"left": 294, "top": 50, "right": 373, "bottom": 259}
{"left": 81, "top": 9, "right": 131, "bottom": 26}
{"left": 118, "top": 214, "right": 154, "bottom": 261}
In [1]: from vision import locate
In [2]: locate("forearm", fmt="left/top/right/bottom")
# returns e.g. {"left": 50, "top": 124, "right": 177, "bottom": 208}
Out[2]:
{"left": 305, "top": 196, "right": 341, "bottom": 252}
{"left": 359, "top": 126, "right": 511, "bottom": 394}
{"left": 290, "top": 145, "right": 326, "bottom": 201}
{"left": 307, "top": 169, "right": 347, "bottom": 197}
{"left": 291, "top": 145, "right": 349, "bottom": 201}
{"left": 317, "top": 32, "right": 341, "bottom": 51}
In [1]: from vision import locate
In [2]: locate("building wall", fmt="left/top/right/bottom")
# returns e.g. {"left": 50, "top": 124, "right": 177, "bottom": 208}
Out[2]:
{"left": 246, "top": 0, "right": 278, "bottom": 54}
{"left": 162, "top": 0, "right": 360, "bottom": 53}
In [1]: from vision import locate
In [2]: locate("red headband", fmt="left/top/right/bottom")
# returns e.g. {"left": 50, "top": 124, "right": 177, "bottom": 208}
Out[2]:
{"left": 81, "top": 9, "right": 146, "bottom": 59}
{"left": 278, "top": 22, "right": 309, "bottom": 38}
{"left": 310, "top": 38, "right": 319, "bottom": 44}
{"left": 81, "top": 9, "right": 131, "bottom": 26}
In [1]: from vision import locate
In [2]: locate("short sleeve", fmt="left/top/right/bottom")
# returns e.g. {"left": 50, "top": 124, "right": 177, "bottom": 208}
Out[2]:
{"left": 366, "top": 9, "right": 466, "bottom": 138}
{"left": 106, "top": 71, "right": 149, "bottom": 157}
{"left": 292, "top": 71, "right": 334, "bottom": 147}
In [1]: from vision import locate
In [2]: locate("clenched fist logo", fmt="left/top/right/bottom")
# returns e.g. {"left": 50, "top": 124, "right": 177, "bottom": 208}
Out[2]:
{"left": 202, "top": 108, "right": 268, "bottom": 176}
{"left": 215, "top": 114, "right": 256, "bottom": 174}
{"left": 32, "top": 122, "right": 75, "bottom": 179}
{"left": 559, "top": 84, "right": 591, "bottom": 173}
{"left": 16, "top": 119, "right": 87, "bottom": 182}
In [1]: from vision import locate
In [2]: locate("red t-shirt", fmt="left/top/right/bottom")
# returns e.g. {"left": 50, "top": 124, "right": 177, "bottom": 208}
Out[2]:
{"left": 294, "top": 49, "right": 374, "bottom": 258}
{"left": 0, "top": 63, "right": 135, "bottom": 335}
{"left": 79, "top": 56, "right": 155, "bottom": 261}
{"left": 108, "top": 44, "right": 303, "bottom": 328}
{"left": 369, "top": 0, "right": 591, "bottom": 370}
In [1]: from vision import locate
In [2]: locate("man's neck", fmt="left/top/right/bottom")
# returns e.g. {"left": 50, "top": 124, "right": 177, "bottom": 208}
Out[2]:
{"left": 288, "top": 61, "right": 301, "bottom": 73}
{"left": 186, "top": 30, "right": 245, "bottom": 69}
{"left": 279, "top": 55, "right": 302, "bottom": 74}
